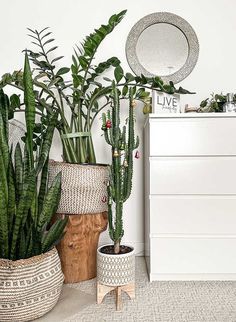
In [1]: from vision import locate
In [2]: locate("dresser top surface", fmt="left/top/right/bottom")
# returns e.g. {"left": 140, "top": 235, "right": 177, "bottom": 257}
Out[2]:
{"left": 148, "top": 113, "right": 236, "bottom": 119}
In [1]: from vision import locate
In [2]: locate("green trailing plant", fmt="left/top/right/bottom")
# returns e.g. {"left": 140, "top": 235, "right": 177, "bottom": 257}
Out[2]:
{"left": 0, "top": 53, "right": 67, "bottom": 261}
{"left": 101, "top": 82, "right": 139, "bottom": 254}
{"left": 0, "top": 10, "right": 194, "bottom": 165}
{"left": 199, "top": 93, "right": 236, "bottom": 112}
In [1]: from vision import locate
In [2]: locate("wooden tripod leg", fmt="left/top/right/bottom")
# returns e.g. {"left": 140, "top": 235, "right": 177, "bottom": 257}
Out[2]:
{"left": 122, "top": 282, "right": 135, "bottom": 299}
{"left": 116, "top": 287, "right": 122, "bottom": 310}
{"left": 97, "top": 282, "right": 115, "bottom": 304}
{"left": 97, "top": 282, "right": 135, "bottom": 310}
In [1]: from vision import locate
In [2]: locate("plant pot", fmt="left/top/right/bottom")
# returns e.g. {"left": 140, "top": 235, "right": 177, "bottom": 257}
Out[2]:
{"left": 97, "top": 244, "right": 135, "bottom": 310}
{"left": 48, "top": 161, "right": 109, "bottom": 283}
{"left": 48, "top": 161, "right": 109, "bottom": 215}
{"left": 0, "top": 248, "right": 63, "bottom": 322}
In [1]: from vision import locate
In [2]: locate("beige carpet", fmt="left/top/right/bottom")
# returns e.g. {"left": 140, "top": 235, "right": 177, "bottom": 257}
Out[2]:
{"left": 41, "top": 257, "right": 236, "bottom": 322}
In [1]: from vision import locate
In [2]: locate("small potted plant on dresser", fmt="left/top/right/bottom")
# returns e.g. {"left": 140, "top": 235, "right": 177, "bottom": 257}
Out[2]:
{"left": 97, "top": 83, "right": 139, "bottom": 310}
{"left": 0, "top": 54, "right": 67, "bottom": 322}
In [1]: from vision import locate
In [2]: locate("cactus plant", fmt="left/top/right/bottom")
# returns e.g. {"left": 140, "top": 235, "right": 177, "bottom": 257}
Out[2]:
{"left": 102, "top": 82, "right": 139, "bottom": 254}
{"left": 0, "top": 53, "right": 67, "bottom": 260}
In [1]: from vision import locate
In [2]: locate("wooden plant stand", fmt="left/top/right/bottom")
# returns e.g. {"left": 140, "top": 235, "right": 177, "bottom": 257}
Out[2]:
{"left": 56, "top": 212, "right": 108, "bottom": 283}
{"left": 97, "top": 282, "right": 135, "bottom": 310}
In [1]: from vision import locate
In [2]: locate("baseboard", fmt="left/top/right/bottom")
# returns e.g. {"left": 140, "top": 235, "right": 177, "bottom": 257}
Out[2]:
{"left": 149, "top": 273, "right": 236, "bottom": 282}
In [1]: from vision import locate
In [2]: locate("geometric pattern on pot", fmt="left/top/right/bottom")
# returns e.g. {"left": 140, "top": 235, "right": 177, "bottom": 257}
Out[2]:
{"left": 97, "top": 246, "right": 135, "bottom": 286}
{"left": 0, "top": 248, "right": 64, "bottom": 322}
{"left": 48, "top": 161, "right": 109, "bottom": 215}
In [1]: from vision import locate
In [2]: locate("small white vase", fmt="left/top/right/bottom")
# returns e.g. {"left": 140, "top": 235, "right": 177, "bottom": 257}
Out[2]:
{"left": 97, "top": 245, "right": 135, "bottom": 286}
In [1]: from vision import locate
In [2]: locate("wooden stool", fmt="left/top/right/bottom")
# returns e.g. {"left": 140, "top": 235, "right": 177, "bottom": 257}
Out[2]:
{"left": 97, "top": 282, "right": 135, "bottom": 310}
{"left": 56, "top": 212, "right": 108, "bottom": 283}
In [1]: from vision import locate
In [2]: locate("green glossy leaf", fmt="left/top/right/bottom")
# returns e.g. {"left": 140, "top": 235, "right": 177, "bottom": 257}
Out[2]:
{"left": 114, "top": 65, "right": 123, "bottom": 83}
{"left": 56, "top": 67, "right": 70, "bottom": 76}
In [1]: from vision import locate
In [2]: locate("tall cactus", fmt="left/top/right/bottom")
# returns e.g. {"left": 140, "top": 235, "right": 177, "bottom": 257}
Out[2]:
{"left": 102, "top": 82, "right": 139, "bottom": 254}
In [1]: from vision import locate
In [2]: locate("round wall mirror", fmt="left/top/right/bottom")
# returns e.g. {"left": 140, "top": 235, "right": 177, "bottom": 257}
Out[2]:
{"left": 126, "top": 12, "right": 199, "bottom": 84}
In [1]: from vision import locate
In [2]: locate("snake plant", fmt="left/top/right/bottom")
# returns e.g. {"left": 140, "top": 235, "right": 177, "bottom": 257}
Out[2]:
{"left": 0, "top": 53, "right": 67, "bottom": 261}
{"left": 0, "top": 10, "right": 194, "bottom": 165}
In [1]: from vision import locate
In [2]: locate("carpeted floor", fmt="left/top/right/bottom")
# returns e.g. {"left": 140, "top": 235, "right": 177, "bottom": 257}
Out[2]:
{"left": 59, "top": 257, "right": 236, "bottom": 322}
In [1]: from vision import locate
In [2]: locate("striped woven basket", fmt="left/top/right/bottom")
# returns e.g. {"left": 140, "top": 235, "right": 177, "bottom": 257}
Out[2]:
{"left": 48, "top": 161, "right": 109, "bottom": 215}
{"left": 0, "top": 248, "right": 64, "bottom": 322}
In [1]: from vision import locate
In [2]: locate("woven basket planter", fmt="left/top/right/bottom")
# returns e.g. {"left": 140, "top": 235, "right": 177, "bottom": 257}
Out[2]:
{"left": 97, "top": 245, "right": 135, "bottom": 287}
{"left": 48, "top": 161, "right": 109, "bottom": 283}
{"left": 0, "top": 248, "right": 64, "bottom": 322}
{"left": 48, "top": 161, "right": 109, "bottom": 215}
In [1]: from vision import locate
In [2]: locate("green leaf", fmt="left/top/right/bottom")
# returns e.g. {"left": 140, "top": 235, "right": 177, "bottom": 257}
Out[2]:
{"left": 36, "top": 117, "right": 56, "bottom": 175}
{"left": 37, "top": 172, "right": 61, "bottom": 233}
{"left": 41, "top": 217, "right": 68, "bottom": 253}
{"left": 10, "top": 169, "right": 36, "bottom": 259}
{"left": 56, "top": 67, "right": 70, "bottom": 76}
{"left": 122, "top": 85, "right": 128, "bottom": 96}
{"left": 14, "top": 143, "right": 23, "bottom": 202}
{"left": 0, "top": 149, "right": 8, "bottom": 258}
{"left": 23, "top": 52, "right": 36, "bottom": 169}
{"left": 10, "top": 94, "right": 21, "bottom": 109}
{"left": 103, "top": 77, "right": 112, "bottom": 82}
{"left": 114, "top": 65, "right": 123, "bottom": 83}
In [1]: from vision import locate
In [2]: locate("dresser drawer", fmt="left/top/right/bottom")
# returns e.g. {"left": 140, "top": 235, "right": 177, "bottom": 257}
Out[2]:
{"left": 149, "top": 195, "right": 236, "bottom": 234}
{"left": 149, "top": 117, "right": 236, "bottom": 156}
{"left": 150, "top": 157, "right": 236, "bottom": 195}
{"left": 150, "top": 237, "right": 236, "bottom": 276}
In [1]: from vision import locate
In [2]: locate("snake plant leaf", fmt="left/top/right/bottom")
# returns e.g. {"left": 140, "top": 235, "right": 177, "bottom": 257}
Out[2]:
{"left": 0, "top": 149, "right": 9, "bottom": 258}
{"left": 0, "top": 90, "right": 9, "bottom": 140}
{"left": 14, "top": 143, "right": 23, "bottom": 202}
{"left": 36, "top": 116, "right": 57, "bottom": 175}
{"left": 10, "top": 169, "right": 36, "bottom": 259}
{"left": 7, "top": 150, "right": 16, "bottom": 234}
{"left": 0, "top": 103, "right": 9, "bottom": 170}
{"left": 41, "top": 217, "right": 68, "bottom": 253}
{"left": 37, "top": 172, "right": 61, "bottom": 233}
{"left": 38, "top": 156, "right": 48, "bottom": 215}
{"left": 18, "top": 229, "right": 26, "bottom": 259}
{"left": 23, "top": 52, "right": 36, "bottom": 168}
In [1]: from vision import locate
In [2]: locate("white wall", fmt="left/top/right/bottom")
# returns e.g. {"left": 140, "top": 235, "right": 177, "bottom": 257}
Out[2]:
{"left": 1, "top": 0, "right": 236, "bottom": 254}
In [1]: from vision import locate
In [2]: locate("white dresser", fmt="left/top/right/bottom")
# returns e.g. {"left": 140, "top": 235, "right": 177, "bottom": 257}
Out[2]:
{"left": 144, "top": 113, "right": 236, "bottom": 281}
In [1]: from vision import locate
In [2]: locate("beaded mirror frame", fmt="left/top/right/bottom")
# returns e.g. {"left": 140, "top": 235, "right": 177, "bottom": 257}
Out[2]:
{"left": 125, "top": 12, "right": 199, "bottom": 84}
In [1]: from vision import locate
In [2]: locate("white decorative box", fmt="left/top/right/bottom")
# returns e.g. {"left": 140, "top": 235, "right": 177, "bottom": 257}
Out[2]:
{"left": 152, "top": 90, "right": 180, "bottom": 114}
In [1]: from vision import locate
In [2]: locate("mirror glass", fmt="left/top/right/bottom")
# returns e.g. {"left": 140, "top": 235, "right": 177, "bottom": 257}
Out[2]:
{"left": 136, "top": 23, "right": 189, "bottom": 76}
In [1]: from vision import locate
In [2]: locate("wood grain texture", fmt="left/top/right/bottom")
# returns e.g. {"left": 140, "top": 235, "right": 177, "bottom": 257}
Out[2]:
{"left": 97, "top": 282, "right": 135, "bottom": 310}
{"left": 56, "top": 212, "right": 108, "bottom": 283}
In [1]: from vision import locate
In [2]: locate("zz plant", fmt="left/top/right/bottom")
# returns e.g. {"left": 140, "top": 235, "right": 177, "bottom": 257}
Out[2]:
{"left": 0, "top": 10, "right": 194, "bottom": 164}
{"left": 101, "top": 82, "right": 138, "bottom": 254}
{"left": 0, "top": 53, "right": 67, "bottom": 260}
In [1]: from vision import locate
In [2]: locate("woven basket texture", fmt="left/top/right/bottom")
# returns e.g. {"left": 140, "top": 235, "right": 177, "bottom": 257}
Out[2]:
{"left": 0, "top": 248, "right": 64, "bottom": 322}
{"left": 48, "top": 161, "right": 109, "bottom": 215}
{"left": 9, "top": 119, "right": 25, "bottom": 152}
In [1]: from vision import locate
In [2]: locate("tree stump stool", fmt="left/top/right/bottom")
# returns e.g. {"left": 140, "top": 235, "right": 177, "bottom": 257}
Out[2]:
{"left": 56, "top": 212, "right": 108, "bottom": 283}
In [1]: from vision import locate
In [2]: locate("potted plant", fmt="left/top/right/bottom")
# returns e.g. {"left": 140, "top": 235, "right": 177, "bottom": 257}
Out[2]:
{"left": 96, "top": 82, "right": 138, "bottom": 310}
{"left": 0, "top": 10, "right": 194, "bottom": 283}
{"left": 0, "top": 53, "right": 67, "bottom": 322}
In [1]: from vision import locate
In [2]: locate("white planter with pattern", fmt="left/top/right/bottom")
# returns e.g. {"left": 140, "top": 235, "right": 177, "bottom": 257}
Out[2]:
{"left": 0, "top": 248, "right": 64, "bottom": 322}
{"left": 97, "top": 245, "right": 135, "bottom": 286}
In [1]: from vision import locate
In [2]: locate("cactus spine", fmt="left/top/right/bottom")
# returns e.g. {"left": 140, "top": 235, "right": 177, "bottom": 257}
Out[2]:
{"left": 102, "top": 82, "right": 139, "bottom": 254}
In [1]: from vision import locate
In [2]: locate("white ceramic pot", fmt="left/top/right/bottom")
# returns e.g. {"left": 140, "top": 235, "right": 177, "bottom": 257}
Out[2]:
{"left": 0, "top": 248, "right": 64, "bottom": 322}
{"left": 97, "top": 245, "right": 135, "bottom": 286}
